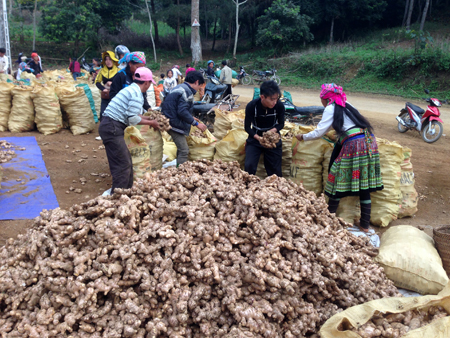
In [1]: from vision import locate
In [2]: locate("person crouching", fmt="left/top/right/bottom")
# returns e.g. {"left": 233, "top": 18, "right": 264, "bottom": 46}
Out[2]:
{"left": 99, "top": 67, "right": 160, "bottom": 193}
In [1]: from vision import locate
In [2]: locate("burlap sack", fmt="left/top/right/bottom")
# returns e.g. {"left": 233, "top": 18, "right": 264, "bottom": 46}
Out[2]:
{"left": 0, "top": 82, "right": 14, "bottom": 131}
{"left": 137, "top": 125, "right": 163, "bottom": 171}
{"left": 8, "top": 86, "right": 35, "bottom": 132}
{"left": 58, "top": 87, "right": 95, "bottom": 135}
{"left": 88, "top": 85, "right": 101, "bottom": 120}
{"left": 214, "top": 128, "right": 248, "bottom": 168}
{"left": 187, "top": 126, "right": 217, "bottom": 161}
{"left": 213, "top": 109, "right": 245, "bottom": 140}
{"left": 320, "top": 282, "right": 450, "bottom": 338}
{"left": 371, "top": 138, "right": 403, "bottom": 227}
{"left": 374, "top": 225, "right": 449, "bottom": 295}
{"left": 398, "top": 146, "right": 418, "bottom": 218}
{"left": 76, "top": 84, "right": 98, "bottom": 123}
{"left": 124, "top": 126, "right": 152, "bottom": 179}
{"left": 290, "top": 126, "right": 333, "bottom": 195}
{"left": 31, "top": 85, "right": 63, "bottom": 135}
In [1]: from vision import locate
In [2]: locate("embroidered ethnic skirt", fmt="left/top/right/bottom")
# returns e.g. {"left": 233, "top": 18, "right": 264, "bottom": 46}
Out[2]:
{"left": 324, "top": 133, "right": 384, "bottom": 199}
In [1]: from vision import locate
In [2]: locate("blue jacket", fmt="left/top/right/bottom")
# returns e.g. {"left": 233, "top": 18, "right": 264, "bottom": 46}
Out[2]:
{"left": 162, "top": 83, "right": 197, "bottom": 135}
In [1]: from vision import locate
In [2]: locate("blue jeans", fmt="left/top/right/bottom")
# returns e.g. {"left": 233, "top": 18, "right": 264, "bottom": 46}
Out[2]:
{"left": 72, "top": 72, "right": 81, "bottom": 80}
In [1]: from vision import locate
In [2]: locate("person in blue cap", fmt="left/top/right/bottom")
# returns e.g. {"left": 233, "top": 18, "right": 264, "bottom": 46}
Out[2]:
{"left": 206, "top": 60, "right": 215, "bottom": 77}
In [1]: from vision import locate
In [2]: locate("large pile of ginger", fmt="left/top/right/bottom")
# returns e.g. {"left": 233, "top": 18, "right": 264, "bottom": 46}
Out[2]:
{"left": 0, "top": 160, "right": 399, "bottom": 338}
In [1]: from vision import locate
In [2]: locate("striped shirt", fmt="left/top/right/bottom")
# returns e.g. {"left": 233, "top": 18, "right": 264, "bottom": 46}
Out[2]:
{"left": 103, "top": 83, "right": 143, "bottom": 126}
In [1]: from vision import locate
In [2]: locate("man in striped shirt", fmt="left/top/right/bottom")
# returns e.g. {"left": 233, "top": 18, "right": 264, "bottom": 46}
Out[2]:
{"left": 99, "top": 67, "right": 160, "bottom": 193}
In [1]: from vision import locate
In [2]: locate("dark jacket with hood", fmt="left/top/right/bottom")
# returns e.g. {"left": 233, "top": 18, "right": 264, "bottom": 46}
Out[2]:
{"left": 161, "top": 82, "right": 197, "bottom": 135}
{"left": 110, "top": 67, "right": 150, "bottom": 111}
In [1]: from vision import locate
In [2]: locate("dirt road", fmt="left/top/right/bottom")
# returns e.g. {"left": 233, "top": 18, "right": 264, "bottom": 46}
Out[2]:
{"left": 1, "top": 86, "right": 449, "bottom": 244}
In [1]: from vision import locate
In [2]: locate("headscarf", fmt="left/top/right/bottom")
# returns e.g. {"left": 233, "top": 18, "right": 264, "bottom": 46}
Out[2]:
{"left": 31, "top": 52, "right": 38, "bottom": 59}
{"left": 207, "top": 60, "right": 214, "bottom": 66}
{"left": 320, "top": 83, "right": 347, "bottom": 107}
{"left": 101, "top": 51, "right": 118, "bottom": 66}
{"left": 119, "top": 52, "right": 146, "bottom": 65}
{"left": 19, "top": 62, "right": 31, "bottom": 72}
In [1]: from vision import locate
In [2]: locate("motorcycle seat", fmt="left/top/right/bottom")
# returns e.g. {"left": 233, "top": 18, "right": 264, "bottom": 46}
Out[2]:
{"left": 255, "top": 71, "right": 266, "bottom": 76}
{"left": 406, "top": 102, "right": 425, "bottom": 115}
{"left": 265, "top": 70, "right": 274, "bottom": 76}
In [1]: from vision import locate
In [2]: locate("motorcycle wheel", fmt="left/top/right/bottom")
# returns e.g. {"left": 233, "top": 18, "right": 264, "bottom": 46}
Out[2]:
{"left": 241, "top": 76, "right": 252, "bottom": 86}
{"left": 422, "top": 121, "right": 443, "bottom": 143}
{"left": 272, "top": 75, "right": 281, "bottom": 86}
{"left": 398, "top": 113, "right": 409, "bottom": 133}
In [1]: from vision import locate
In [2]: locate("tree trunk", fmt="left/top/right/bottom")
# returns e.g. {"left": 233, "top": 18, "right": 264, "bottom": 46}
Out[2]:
{"left": 9, "top": 0, "right": 12, "bottom": 16}
{"left": 250, "top": 16, "right": 255, "bottom": 47}
{"left": 232, "top": 0, "right": 248, "bottom": 58}
{"left": 406, "top": 0, "right": 415, "bottom": 30}
{"left": 190, "top": 0, "right": 202, "bottom": 65}
{"left": 420, "top": 0, "right": 431, "bottom": 30}
{"left": 151, "top": 0, "right": 159, "bottom": 44}
{"left": 211, "top": 16, "right": 217, "bottom": 51}
{"left": 416, "top": 0, "right": 423, "bottom": 23}
{"left": 176, "top": 0, "right": 183, "bottom": 56}
{"left": 145, "top": 0, "right": 157, "bottom": 63}
{"left": 402, "top": 0, "right": 411, "bottom": 27}
{"left": 32, "top": 0, "right": 37, "bottom": 50}
{"left": 329, "top": 17, "right": 335, "bottom": 44}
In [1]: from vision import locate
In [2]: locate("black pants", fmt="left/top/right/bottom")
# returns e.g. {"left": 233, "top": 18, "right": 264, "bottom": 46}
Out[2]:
{"left": 245, "top": 137, "right": 282, "bottom": 177}
{"left": 224, "top": 84, "right": 232, "bottom": 98}
{"left": 98, "top": 116, "right": 133, "bottom": 193}
{"left": 100, "top": 99, "right": 110, "bottom": 122}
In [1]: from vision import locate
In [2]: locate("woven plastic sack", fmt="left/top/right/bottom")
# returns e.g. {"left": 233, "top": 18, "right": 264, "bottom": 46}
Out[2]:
{"left": 320, "top": 282, "right": 450, "bottom": 338}
{"left": 146, "top": 84, "right": 156, "bottom": 108}
{"left": 374, "top": 225, "right": 448, "bottom": 295}
{"left": 31, "top": 85, "right": 63, "bottom": 135}
{"left": 162, "top": 131, "right": 177, "bottom": 162}
{"left": 213, "top": 109, "right": 245, "bottom": 140}
{"left": 214, "top": 128, "right": 248, "bottom": 168}
{"left": 371, "top": 138, "right": 403, "bottom": 227}
{"left": 8, "top": 86, "right": 35, "bottom": 132}
{"left": 398, "top": 146, "right": 418, "bottom": 218}
{"left": 290, "top": 126, "right": 333, "bottom": 195}
{"left": 76, "top": 84, "right": 98, "bottom": 123}
{"left": 88, "top": 84, "right": 101, "bottom": 120}
{"left": 20, "top": 72, "right": 36, "bottom": 81}
{"left": 124, "top": 126, "right": 151, "bottom": 179}
{"left": 137, "top": 125, "right": 163, "bottom": 171}
{"left": 187, "top": 126, "right": 217, "bottom": 161}
{"left": 58, "top": 87, "right": 95, "bottom": 135}
{"left": 0, "top": 82, "right": 14, "bottom": 131}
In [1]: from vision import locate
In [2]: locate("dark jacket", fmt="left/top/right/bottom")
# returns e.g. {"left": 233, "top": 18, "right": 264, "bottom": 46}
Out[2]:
{"left": 245, "top": 98, "right": 285, "bottom": 138}
{"left": 161, "top": 83, "right": 197, "bottom": 135}
{"left": 28, "top": 60, "right": 42, "bottom": 75}
{"left": 206, "top": 67, "right": 215, "bottom": 77}
{"left": 110, "top": 67, "right": 150, "bottom": 111}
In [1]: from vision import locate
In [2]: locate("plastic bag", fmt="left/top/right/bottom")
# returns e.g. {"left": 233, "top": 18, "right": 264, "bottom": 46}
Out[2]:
{"left": 58, "top": 87, "right": 95, "bottom": 135}
{"left": 8, "top": 85, "right": 35, "bottom": 132}
{"left": 187, "top": 126, "right": 217, "bottom": 161}
{"left": 0, "top": 82, "right": 14, "bottom": 131}
{"left": 124, "top": 126, "right": 152, "bottom": 179}
{"left": 31, "top": 85, "right": 63, "bottom": 135}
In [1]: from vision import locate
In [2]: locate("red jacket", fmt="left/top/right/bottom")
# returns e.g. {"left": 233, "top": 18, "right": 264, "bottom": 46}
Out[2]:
{"left": 69, "top": 61, "right": 81, "bottom": 73}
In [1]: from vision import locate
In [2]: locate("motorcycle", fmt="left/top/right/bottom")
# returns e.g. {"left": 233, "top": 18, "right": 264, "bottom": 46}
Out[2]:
{"left": 80, "top": 57, "right": 93, "bottom": 73}
{"left": 236, "top": 66, "right": 251, "bottom": 85}
{"left": 396, "top": 89, "right": 445, "bottom": 143}
{"left": 202, "top": 76, "right": 228, "bottom": 103}
{"left": 252, "top": 68, "right": 281, "bottom": 86}
{"left": 281, "top": 98, "right": 324, "bottom": 126}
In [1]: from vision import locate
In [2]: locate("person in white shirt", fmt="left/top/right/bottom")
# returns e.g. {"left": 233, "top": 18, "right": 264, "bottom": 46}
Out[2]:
{"left": 295, "top": 83, "right": 384, "bottom": 232}
{"left": 0, "top": 48, "right": 9, "bottom": 74}
{"left": 163, "top": 69, "right": 177, "bottom": 93}
{"left": 171, "top": 65, "right": 182, "bottom": 83}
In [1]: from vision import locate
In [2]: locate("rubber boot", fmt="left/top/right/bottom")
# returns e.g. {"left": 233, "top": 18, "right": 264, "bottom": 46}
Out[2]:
{"left": 360, "top": 203, "right": 371, "bottom": 229}
{"left": 328, "top": 198, "right": 340, "bottom": 214}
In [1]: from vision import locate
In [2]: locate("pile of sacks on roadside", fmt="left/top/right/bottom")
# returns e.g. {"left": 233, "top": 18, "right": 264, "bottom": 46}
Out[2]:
{"left": 125, "top": 108, "right": 418, "bottom": 228}
{"left": 0, "top": 69, "right": 164, "bottom": 136}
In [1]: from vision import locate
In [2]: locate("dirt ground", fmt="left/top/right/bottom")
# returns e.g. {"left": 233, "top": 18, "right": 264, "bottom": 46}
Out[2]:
{"left": 1, "top": 85, "right": 449, "bottom": 245}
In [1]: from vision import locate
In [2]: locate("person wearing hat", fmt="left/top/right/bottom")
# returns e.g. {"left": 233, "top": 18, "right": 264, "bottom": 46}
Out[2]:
{"left": 95, "top": 51, "right": 119, "bottom": 120}
{"left": 16, "top": 55, "right": 34, "bottom": 80}
{"left": 114, "top": 45, "right": 130, "bottom": 70}
{"left": 28, "top": 53, "right": 43, "bottom": 77}
{"left": 206, "top": 60, "right": 215, "bottom": 77}
{"left": 69, "top": 56, "right": 82, "bottom": 80}
{"left": 98, "top": 67, "right": 160, "bottom": 194}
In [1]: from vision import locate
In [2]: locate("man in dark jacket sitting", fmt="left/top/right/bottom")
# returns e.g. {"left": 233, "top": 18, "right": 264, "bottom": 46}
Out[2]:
{"left": 162, "top": 71, "right": 207, "bottom": 165}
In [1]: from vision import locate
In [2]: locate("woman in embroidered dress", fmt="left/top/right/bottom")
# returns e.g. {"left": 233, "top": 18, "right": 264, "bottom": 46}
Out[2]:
{"left": 295, "top": 83, "right": 384, "bottom": 232}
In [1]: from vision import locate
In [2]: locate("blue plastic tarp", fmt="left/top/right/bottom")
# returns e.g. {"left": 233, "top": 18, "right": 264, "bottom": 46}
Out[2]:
{"left": 0, "top": 136, "right": 59, "bottom": 220}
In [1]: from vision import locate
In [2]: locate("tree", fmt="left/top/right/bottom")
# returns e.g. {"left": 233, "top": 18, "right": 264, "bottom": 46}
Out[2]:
{"left": 191, "top": 0, "right": 202, "bottom": 65}
{"left": 95, "top": 0, "right": 135, "bottom": 33}
{"left": 419, "top": 0, "right": 430, "bottom": 31}
{"left": 232, "top": 0, "right": 248, "bottom": 58}
{"left": 40, "top": 0, "right": 101, "bottom": 54}
{"left": 144, "top": 0, "right": 157, "bottom": 62}
{"left": 406, "top": 0, "right": 415, "bottom": 30}
{"left": 32, "top": 0, "right": 37, "bottom": 50}
{"left": 256, "top": 0, "right": 313, "bottom": 52}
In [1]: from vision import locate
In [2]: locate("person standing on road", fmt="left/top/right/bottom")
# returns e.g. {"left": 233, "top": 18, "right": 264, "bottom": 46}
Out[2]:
{"left": 95, "top": 51, "right": 119, "bottom": 120}
{"left": 162, "top": 71, "right": 207, "bottom": 166}
{"left": 99, "top": 67, "right": 160, "bottom": 194}
{"left": 244, "top": 80, "right": 285, "bottom": 177}
{"left": 295, "top": 83, "right": 384, "bottom": 232}
{"left": 219, "top": 60, "right": 232, "bottom": 98}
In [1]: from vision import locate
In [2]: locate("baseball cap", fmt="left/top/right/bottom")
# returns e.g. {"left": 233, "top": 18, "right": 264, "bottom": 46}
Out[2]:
{"left": 134, "top": 67, "right": 156, "bottom": 84}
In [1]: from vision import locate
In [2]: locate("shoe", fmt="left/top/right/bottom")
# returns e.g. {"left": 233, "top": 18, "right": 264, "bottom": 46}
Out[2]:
{"left": 95, "top": 136, "right": 102, "bottom": 141}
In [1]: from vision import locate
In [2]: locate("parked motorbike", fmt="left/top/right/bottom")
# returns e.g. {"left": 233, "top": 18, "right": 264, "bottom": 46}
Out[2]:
{"left": 202, "top": 76, "right": 227, "bottom": 103}
{"left": 396, "top": 89, "right": 445, "bottom": 143}
{"left": 252, "top": 68, "right": 281, "bottom": 86}
{"left": 80, "top": 57, "right": 93, "bottom": 72}
{"left": 281, "top": 98, "right": 324, "bottom": 126}
{"left": 236, "top": 66, "right": 251, "bottom": 85}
